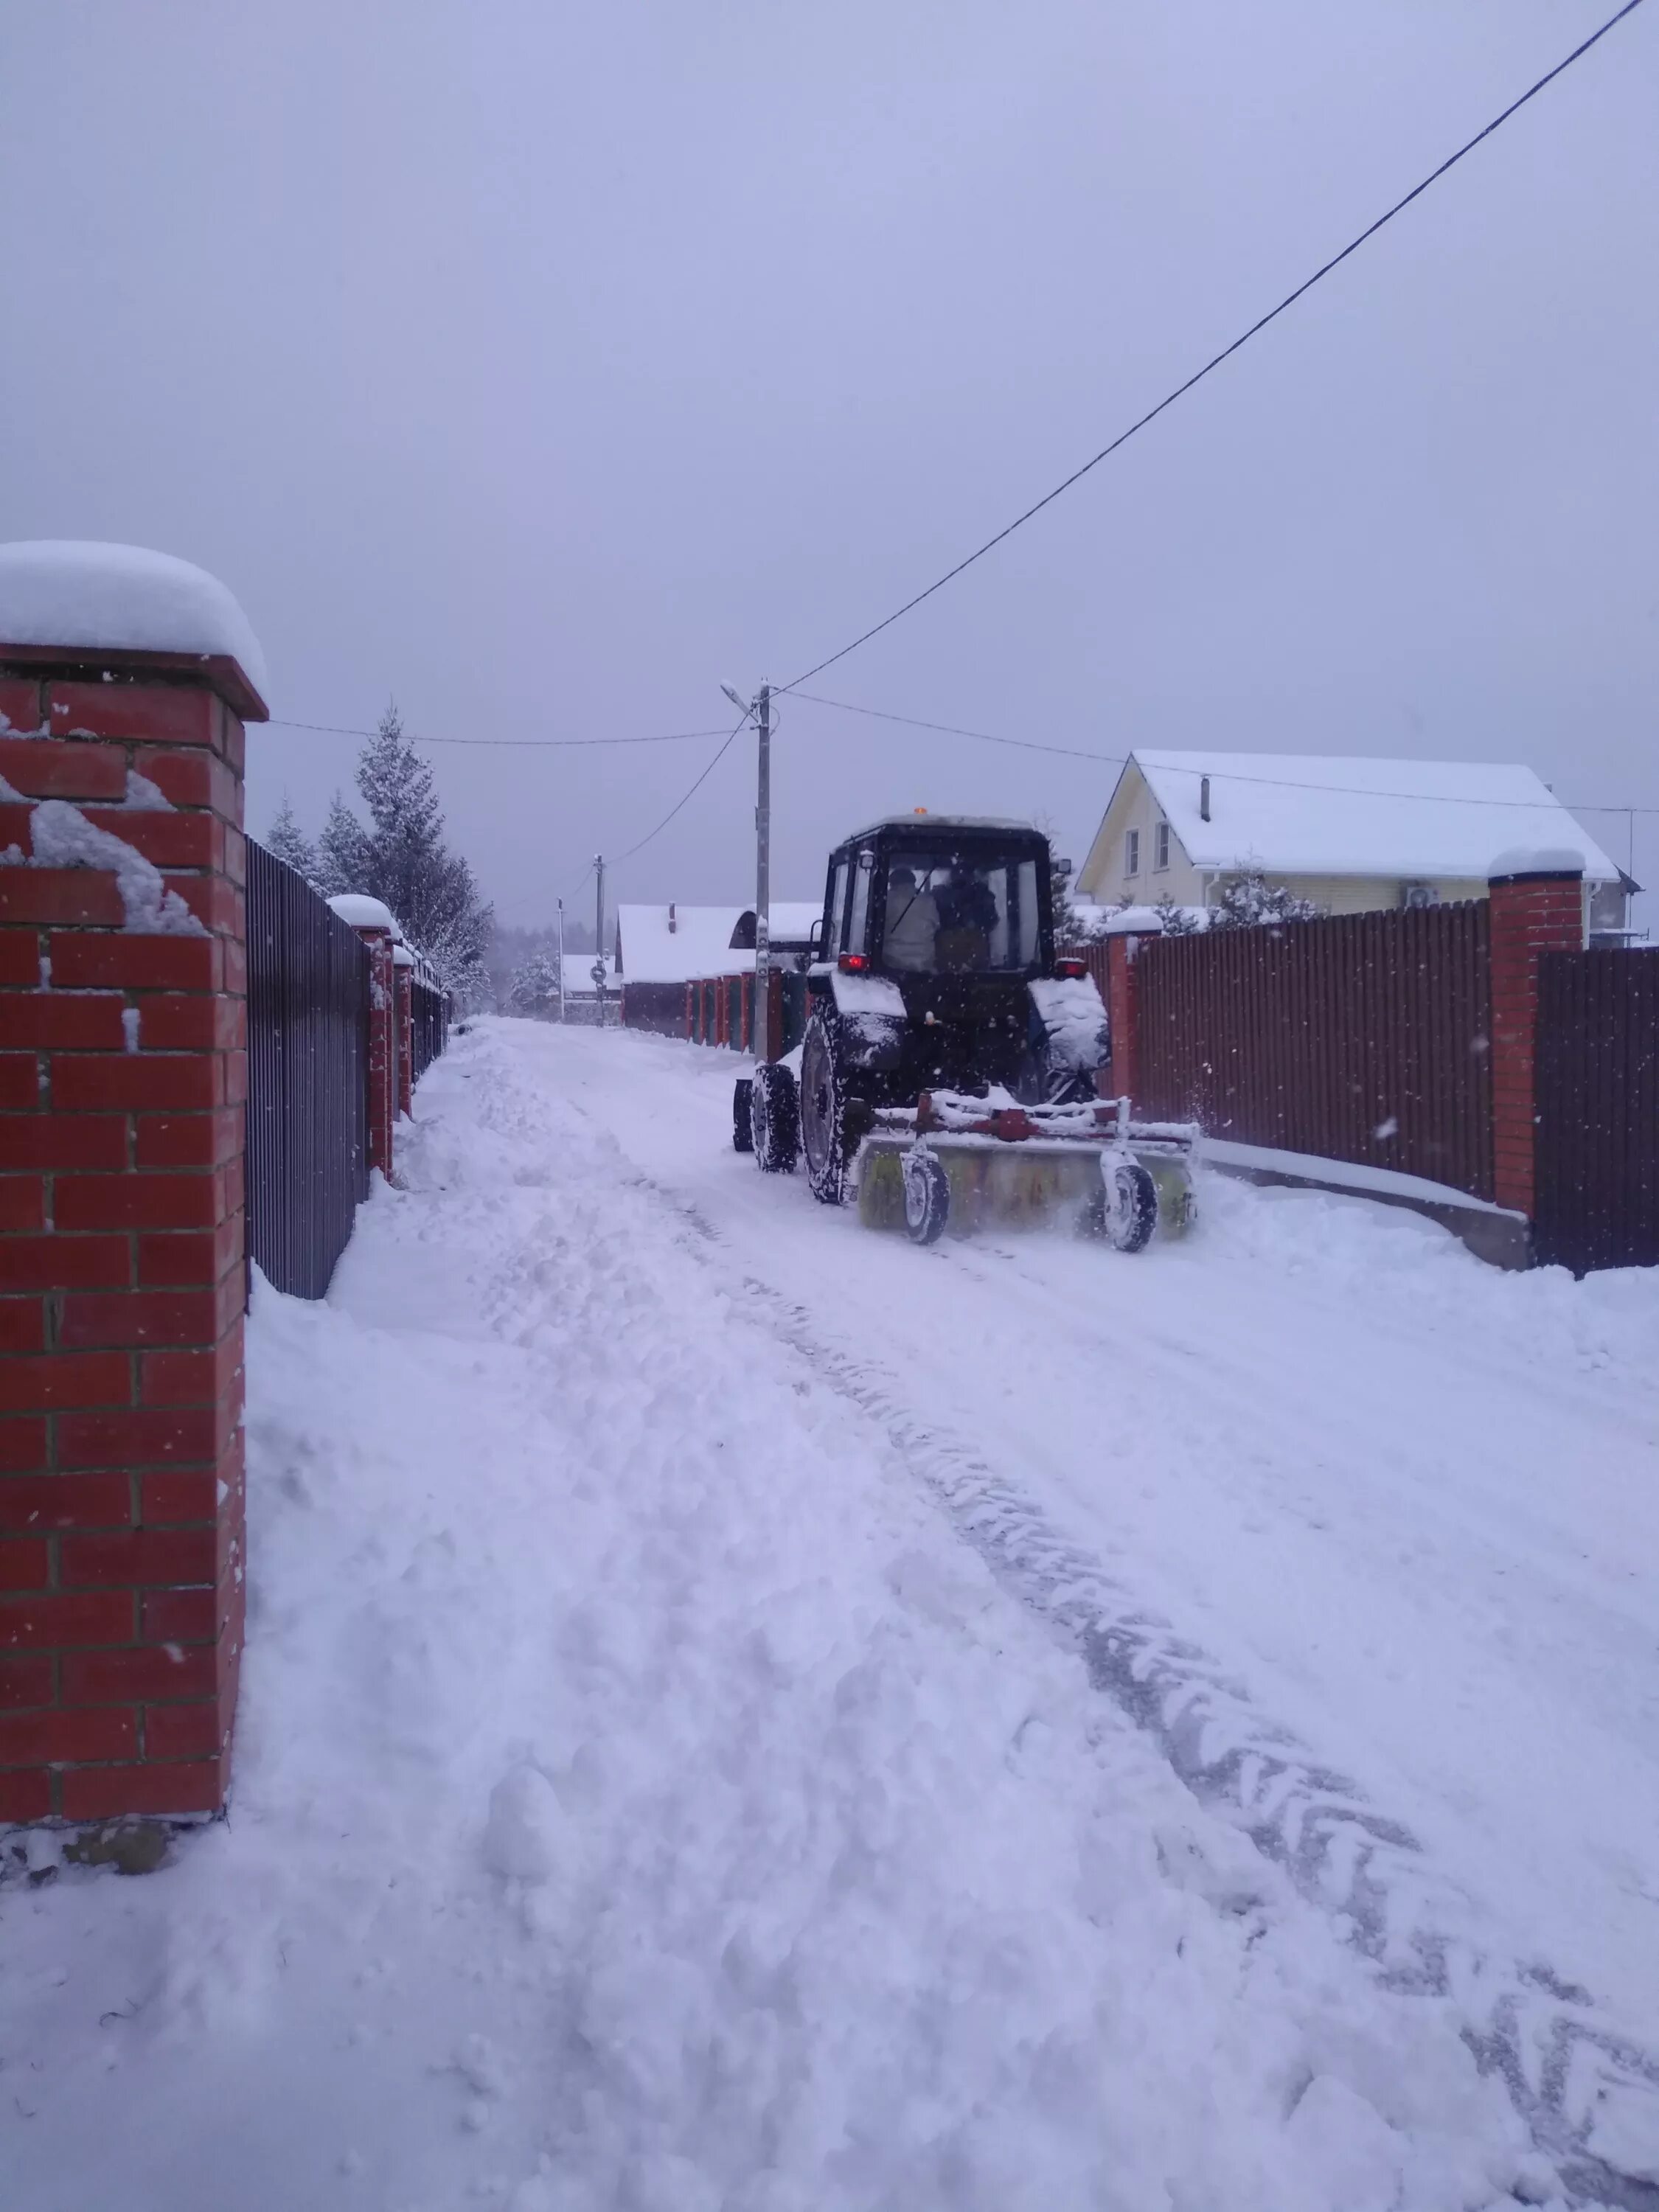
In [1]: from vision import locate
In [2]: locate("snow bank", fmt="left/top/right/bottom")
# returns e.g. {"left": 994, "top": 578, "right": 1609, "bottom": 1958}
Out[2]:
{"left": 0, "top": 540, "right": 268, "bottom": 706}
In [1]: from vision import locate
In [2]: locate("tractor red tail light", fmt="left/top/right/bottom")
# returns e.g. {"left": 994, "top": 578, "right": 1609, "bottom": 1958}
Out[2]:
{"left": 1054, "top": 957, "right": 1088, "bottom": 979}
{"left": 838, "top": 953, "right": 870, "bottom": 974}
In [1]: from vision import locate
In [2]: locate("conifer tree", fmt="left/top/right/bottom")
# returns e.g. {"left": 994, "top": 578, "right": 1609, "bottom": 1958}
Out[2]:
{"left": 265, "top": 796, "right": 320, "bottom": 888}
{"left": 316, "top": 791, "right": 369, "bottom": 898}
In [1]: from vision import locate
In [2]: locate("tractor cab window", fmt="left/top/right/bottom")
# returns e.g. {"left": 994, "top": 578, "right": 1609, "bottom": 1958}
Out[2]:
{"left": 826, "top": 859, "right": 850, "bottom": 956}
{"left": 880, "top": 849, "right": 1040, "bottom": 974}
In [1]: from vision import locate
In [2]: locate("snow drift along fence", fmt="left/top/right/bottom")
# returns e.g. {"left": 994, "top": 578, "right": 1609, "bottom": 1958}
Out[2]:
{"left": 1534, "top": 946, "right": 1659, "bottom": 1274}
{"left": 1132, "top": 901, "right": 1495, "bottom": 1202}
{"left": 246, "top": 837, "right": 371, "bottom": 1298}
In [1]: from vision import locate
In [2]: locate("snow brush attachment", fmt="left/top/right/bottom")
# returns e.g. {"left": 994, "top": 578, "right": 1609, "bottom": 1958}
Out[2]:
{"left": 855, "top": 1093, "right": 1197, "bottom": 1251}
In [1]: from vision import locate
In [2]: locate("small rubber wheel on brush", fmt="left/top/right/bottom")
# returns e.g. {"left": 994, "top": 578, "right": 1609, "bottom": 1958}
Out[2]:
{"left": 902, "top": 1150, "right": 951, "bottom": 1245}
{"left": 1102, "top": 1157, "right": 1158, "bottom": 1253}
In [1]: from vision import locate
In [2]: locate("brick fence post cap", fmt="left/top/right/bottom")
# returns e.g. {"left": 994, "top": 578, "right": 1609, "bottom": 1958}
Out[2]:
{"left": 0, "top": 540, "right": 268, "bottom": 720}
{"left": 1489, "top": 846, "right": 1585, "bottom": 886}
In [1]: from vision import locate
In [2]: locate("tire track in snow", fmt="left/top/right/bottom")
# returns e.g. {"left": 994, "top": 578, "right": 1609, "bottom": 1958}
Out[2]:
{"left": 619, "top": 1161, "right": 1659, "bottom": 2209}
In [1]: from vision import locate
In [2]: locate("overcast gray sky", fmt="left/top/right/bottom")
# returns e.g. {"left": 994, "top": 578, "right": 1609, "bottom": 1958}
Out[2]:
{"left": 2, "top": 1, "right": 1654, "bottom": 928}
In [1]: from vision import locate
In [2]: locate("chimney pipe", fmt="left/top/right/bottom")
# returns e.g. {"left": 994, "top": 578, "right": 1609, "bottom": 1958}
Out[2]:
{"left": 1200, "top": 776, "right": 1211, "bottom": 823}
{"left": 668, "top": 902, "right": 676, "bottom": 933}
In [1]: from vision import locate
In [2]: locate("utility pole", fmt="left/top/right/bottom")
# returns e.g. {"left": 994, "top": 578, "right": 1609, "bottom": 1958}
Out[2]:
{"left": 591, "top": 855, "right": 606, "bottom": 1015}
{"left": 721, "top": 681, "right": 773, "bottom": 1062}
{"left": 556, "top": 897, "right": 566, "bottom": 1023}
{"left": 753, "top": 682, "right": 771, "bottom": 1064}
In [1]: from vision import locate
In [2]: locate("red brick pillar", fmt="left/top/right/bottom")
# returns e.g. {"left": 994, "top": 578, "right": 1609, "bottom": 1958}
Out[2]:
{"left": 684, "top": 984, "right": 693, "bottom": 1040}
{"left": 394, "top": 953, "right": 414, "bottom": 1119}
{"left": 0, "top": 641, "right": 262, "bottom": 1829}
{"left": 1489, "top": 856, "right": 1585, "bottom": 1220}
{"left": 766, "top": 967, "right": 785, "bottom": 1065}
{"left": 739, "top": 973, "right": 752, "bottom": 1057}
{"left": 1103, "top": 931, "right": 1141, "bottom": 1105}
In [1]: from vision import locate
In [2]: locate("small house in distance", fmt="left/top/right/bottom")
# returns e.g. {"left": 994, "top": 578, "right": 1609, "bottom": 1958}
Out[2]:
{"left": 1077, "top": 751, "right": 1632, "bottom": 941}
{"left": 615, "top": 902, "right": 821, "bottom": 1037}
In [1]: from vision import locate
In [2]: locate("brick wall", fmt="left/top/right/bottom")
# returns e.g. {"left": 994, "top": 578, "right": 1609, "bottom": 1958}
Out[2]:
{"left": 0, "top": 649, "right": 260, "bottom": 1826}
{"left": 1489, "top": 867, "right": 1585, "bottom": 1220}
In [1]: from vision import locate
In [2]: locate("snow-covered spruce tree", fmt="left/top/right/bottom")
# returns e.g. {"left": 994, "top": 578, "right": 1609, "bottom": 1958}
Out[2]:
{"left": 1206, "top": 872, "right": 1321, "bottom": 930}
{"left": 349, "top": 702, "right": 495, "bottom": 1007}
{"left": 508, "top": 950, "right": 562, "bottom": 1019}
{"left": 1151, "top": 891, "right": 1202, "bottom": 936}
{"left": 315, "top": 791, "right": 369, "bottom": 898}
{"left": 265, "top": 796, "right": 321, "bottom": 888}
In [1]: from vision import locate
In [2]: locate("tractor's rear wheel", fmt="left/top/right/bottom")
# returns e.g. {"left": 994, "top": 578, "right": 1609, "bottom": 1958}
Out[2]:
{"left": 800, "top": 1010, "right": 851, "bottom": 1206}
{"left": 732, "top": 1077, "right": 754, "bottom": 1154}
{"left": 751, "top": 1062, "right": 799, "bottom": 1173}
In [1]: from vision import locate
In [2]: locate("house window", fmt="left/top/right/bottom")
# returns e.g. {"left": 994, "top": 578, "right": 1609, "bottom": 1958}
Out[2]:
{"left": 1124, "top": 829, "right": 1140, "bottom": 878}
{"left": 1155, "top": 821, "right": 1170, "bottom": 872}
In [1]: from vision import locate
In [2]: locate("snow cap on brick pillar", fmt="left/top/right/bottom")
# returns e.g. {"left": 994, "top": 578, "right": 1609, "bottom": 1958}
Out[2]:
{"left": 1103, "top": 929, "right": 1142, "bottom": 1104}
{"left": 1487, "top": 847, "right": 1585, "bottom": 1222}
{"left": 392, "top": 944, "right": 414, "bottom": 1119}
{"left": 330, "top": 895, "right": 398, "bottom": 1178}
{"left": 0, "top": 539, "right": 265, "bottom": 1829}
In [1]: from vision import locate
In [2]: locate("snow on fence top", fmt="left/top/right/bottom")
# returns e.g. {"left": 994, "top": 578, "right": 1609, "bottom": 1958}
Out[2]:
{"left": 1130, "top": 750, "right": 1619, "bottom": 884}
{"left": 327, "top": 893, "right": 400, "bottom": 936}
{"left": 0, "top": 540, "right": 269, "bottom": 709}
{"left": 616, "top": 902, "right": 822, "bottom": 985}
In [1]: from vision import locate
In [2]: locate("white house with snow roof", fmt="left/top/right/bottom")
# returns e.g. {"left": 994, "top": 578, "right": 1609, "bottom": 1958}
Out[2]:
{"left": 1076, "top": 752, "right": 1630, "bottom": 940}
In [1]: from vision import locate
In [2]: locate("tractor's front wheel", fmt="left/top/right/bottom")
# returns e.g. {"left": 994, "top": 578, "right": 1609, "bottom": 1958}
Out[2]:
{"left": 800, "top": 1010, "right": 851, "bottom": 1206}
{"left": 751, "top": 1061, "right": 799, "bottom": 1174}
{"left": 732, "top": 1077, "right": 754, "bottom": 1154}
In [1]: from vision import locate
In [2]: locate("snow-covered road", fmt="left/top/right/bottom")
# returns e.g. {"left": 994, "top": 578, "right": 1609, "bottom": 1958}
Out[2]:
{"left": 5, "top": 1015, "right": 1658, "bottom": 2211}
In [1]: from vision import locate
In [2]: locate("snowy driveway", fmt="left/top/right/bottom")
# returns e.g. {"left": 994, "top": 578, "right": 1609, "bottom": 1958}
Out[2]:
{"left": 5, "top": 1016, "right": 1659, "bottom": 2211}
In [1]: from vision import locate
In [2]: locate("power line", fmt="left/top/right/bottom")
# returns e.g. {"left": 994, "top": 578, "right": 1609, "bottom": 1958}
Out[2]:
{"left": 789, "top": 688, "right": 1659, "bottom": 815}
{"left": 779, "top": 0, "right": 1649, "bottom": 697}
{"left": 792, "top": 689, "right": 1123, "bottom": 763}
{"left": 611, "top": 713, "right": 753, "bottom": 865}
{"left": 265, "top": 717, "right": 732, "bottom": 749}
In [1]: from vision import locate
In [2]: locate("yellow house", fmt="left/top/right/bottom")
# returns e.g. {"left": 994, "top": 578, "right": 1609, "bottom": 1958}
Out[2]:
{"left": 1076, "top": 751, "right": 1627, "bottom": 937}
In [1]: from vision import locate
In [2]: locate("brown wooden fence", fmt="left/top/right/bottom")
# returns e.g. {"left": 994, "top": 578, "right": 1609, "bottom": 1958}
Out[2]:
{"left": 1130, "top": 903, "right": 1495, "bottom": 1200}
{"left": 1534, "top": 947, "right": 1659, "bottom": 1274}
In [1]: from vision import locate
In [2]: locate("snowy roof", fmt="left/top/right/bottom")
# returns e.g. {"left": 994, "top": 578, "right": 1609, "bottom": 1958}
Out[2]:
{"left": 1125, "top": 752, "right": 1618, "bottom": 883}
{"left": 735, "top": 902, "right": 823, "bottom": 946}
{"left": 328, "top": 893, "right": 400, "bottom": 936}
{"left": 616, "top": 902, "right": 821, "bottom": 984}
{"left": 0, "top": 540, "right": 269, "bottom": 715}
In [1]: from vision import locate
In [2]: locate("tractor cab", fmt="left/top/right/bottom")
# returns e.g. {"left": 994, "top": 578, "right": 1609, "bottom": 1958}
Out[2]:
{"left": 811, "top": 817, "right": 1054, "bottom": 991}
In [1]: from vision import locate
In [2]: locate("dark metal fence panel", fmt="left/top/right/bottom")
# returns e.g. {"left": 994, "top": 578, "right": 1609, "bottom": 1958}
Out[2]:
{"left": 246, "top": 839, "right": 371, "bottom": 1299}
{"left": 411, "top": 978, "right": 448, "bottom": 1082}
{"left": 1134, "top": 902, "right": 1495, "bottom": 1200}
{"left": 1535, "top": 948, "right": 1659, "bottom": 1274}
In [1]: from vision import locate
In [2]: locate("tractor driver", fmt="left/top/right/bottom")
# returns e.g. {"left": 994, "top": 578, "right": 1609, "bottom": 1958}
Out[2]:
{"left": 883, "top": 863, "right": 940, "bottom": 971}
